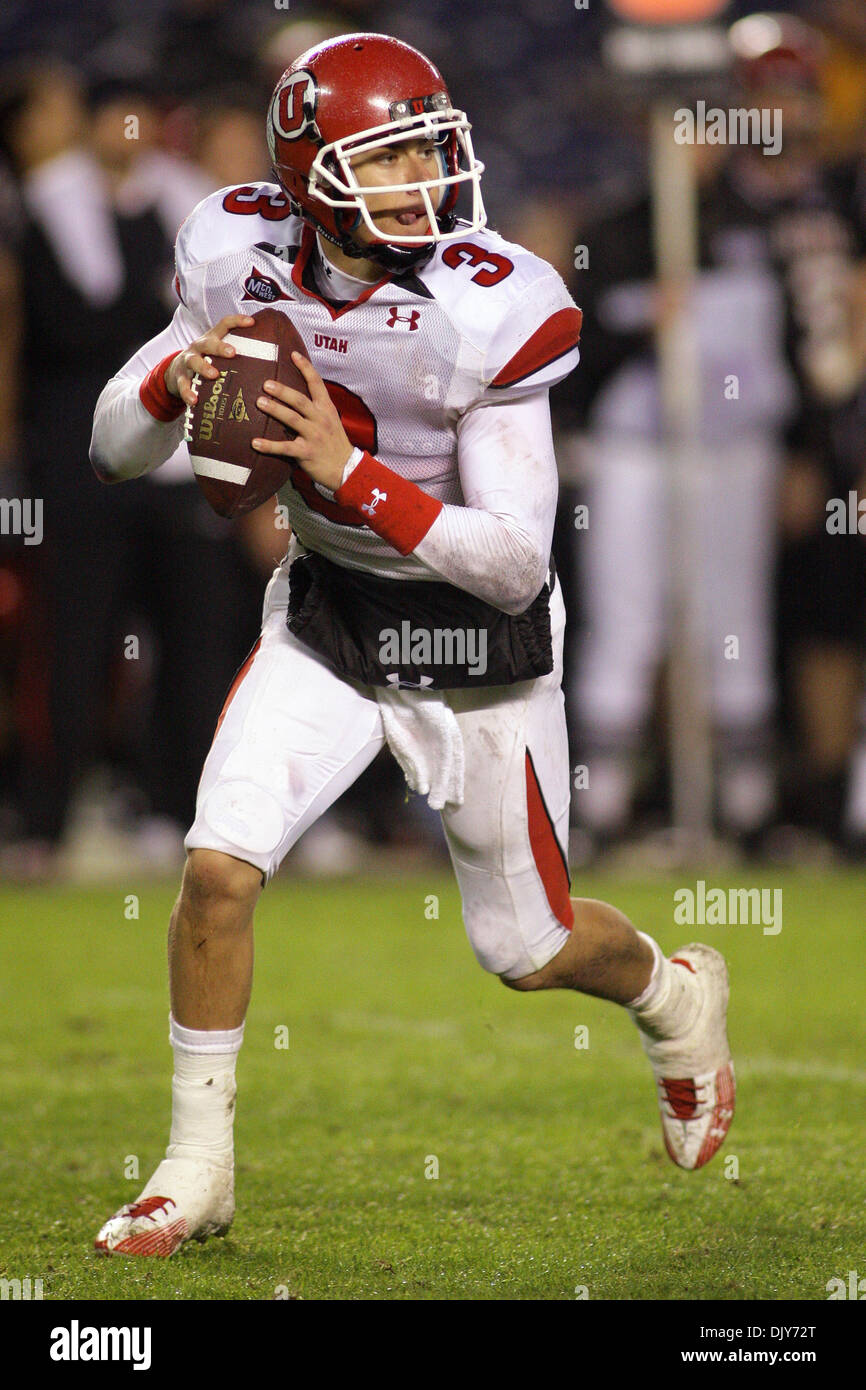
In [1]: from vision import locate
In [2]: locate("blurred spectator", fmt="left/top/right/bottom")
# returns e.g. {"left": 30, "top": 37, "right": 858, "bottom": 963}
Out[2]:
{"left": 0, "top": 58, "right": 264, "bottom": 875}
{"left": 88, "top": 77, "right": 211, "bottom": 272}
{"left": 0, "top": 59, "right": 168, "bottom": 871}
{"left": 558, "top": 11, "right": 866, "bottom": 856}
{"left": 193, "top": 87, "right": 270, "bottom": 190}
{"left": 736, "top": 15, "right": 866, "bottom": 852}
{"left": 562, "top": 144, "right": 795, "bottom": 852}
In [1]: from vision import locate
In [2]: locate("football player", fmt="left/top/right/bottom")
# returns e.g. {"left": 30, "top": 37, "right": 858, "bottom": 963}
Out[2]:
{"left": 89, "top": 33, "right": 734, "bottom": 1256}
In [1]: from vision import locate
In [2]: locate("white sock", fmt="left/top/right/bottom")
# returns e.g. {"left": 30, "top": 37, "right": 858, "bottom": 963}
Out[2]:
{"left": 164, "top": 1015, "right": 244, "bottom": 1168}
{"left": 626, "top": 933, "right": 700, "bottom": 1041}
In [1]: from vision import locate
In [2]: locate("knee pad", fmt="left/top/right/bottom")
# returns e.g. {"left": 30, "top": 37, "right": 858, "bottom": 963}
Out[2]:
{"left": 461, "top": 902, "right": 538, "bottom": 981}
{"left": 199, "top": 779, "right": 285, "bottom": 857}
{"left": 458, "top": 871, "right": 572, "bottom": 982}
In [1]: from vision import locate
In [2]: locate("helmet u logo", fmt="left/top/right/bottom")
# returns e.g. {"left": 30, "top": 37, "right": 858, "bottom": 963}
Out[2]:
{"left": 271, "top": 71, "right": 317, "bottom": 141}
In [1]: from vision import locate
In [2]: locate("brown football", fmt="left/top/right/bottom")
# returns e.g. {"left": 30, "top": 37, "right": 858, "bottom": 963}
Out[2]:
{"left": 183, "top": 308, "right": 310, "bottom": 517}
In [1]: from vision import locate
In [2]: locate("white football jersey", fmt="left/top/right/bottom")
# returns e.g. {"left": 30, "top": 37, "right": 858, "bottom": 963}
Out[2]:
{"left": 173, "top": 182, "right": 581, "bottom": 580}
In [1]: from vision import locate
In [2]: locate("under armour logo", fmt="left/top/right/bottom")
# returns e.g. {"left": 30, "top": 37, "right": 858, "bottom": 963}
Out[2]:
{"left": 361, "top": 488, "right": 387, "bottom": 517}
{"left": 386, "top": 306, "right": 420, "bottom": 330}
{"left": 385, "top": 672, "right": 434, "bottom": 688}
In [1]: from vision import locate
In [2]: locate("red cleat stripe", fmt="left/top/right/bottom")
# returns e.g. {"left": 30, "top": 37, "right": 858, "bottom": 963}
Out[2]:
{"left": 113, "top": 1217, "right": 189, "bottom": 1257}
{"left": 671, "top": 957, "right": 697, "bottom": 974}
{"left": 694, "top": 1063, "right": 736, "bottom": 1169}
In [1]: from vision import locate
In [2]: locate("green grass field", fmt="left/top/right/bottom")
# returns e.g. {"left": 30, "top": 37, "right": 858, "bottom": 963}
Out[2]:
{"left": 1, "top": 868, "right": 864, "bottom": 1301}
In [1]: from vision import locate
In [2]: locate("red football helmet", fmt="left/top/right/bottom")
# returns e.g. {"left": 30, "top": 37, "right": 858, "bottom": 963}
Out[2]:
{"left": 728, "top": 12, "right": 824, "bottom": 92}
{"left": 266, "top": 32, "right": 486, "bottom": 272}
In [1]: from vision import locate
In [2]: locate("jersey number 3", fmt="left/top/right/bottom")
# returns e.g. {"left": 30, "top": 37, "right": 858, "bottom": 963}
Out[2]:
{"left": 222, "top": 186, "right": 291, "bottom": 221}
{"left": 442, "top": 242, "right": 513, "bottom": 286}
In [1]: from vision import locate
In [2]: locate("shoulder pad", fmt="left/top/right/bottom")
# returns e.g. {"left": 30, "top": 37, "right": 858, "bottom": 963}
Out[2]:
{"left": 423, "top": 226, "right": 582, "bottom": 399}
{"left": 174, "top": 183, "right": 297, "bottom": 315}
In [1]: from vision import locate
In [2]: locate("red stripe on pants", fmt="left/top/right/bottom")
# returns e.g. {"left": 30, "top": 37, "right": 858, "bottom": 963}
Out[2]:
{"left": 213, "top": 637, "right": 262, "bottom": 741}
{"left": 525, "top": 750, "right": 573, "bottom": 930}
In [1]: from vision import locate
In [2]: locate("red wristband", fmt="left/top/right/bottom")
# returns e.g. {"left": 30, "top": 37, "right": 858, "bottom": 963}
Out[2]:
{"left": 334, "top": 453, "right": 443, "bottom": 556}
{"left": 139, "top": 352, "right": 184, "bottom": 422}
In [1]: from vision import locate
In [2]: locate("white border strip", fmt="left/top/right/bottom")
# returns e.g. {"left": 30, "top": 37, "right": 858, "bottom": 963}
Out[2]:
{"left": 190, "top": 455, "right": 251, "bottom": 486}
{"left": 223, "top": 334, "right": 278, "bottom": 361}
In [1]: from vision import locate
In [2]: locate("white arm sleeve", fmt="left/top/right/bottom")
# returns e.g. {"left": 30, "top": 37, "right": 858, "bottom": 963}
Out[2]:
{"left": 89, "top": 302, "right": 204, "bottom": 482}
{"left": 412, "top": 391, "right": 558, "bottom": 614}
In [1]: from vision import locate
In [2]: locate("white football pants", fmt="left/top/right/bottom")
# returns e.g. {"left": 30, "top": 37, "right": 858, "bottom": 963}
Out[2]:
{"left": 185, "top": 562, "right": 574, "bottom": 980}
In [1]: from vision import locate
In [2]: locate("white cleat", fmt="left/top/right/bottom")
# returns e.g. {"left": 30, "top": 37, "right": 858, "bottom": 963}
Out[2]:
{"left": 637, "top": 943, "right": 735, "bottom": 1170}
{"left": 94, "top": 1158, "right": 234, "bottom": 1257}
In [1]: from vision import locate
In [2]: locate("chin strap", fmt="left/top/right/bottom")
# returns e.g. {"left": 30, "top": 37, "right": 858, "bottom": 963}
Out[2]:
{"left": 341, "top": 233, "right": 439, "bottom": 274}
{"left": 334, "top": 205, "right": 454, "bottom": 272}
{"left": 287, "top": 193, "right": 448, "bottom": 273}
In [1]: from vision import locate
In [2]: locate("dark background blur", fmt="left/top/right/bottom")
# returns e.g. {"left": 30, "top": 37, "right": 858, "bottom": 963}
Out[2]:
{"left": 2, "top": 0, "right": 866, "bottom": 880}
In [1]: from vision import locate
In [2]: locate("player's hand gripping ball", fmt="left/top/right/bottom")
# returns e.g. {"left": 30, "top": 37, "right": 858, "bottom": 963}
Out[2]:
{"left": 181, "top": 309, "right": 311, "bottom": 517}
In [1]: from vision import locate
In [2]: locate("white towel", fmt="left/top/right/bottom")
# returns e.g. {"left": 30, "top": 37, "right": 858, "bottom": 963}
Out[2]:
{"left": 375, "top": 683, "right": 465, "bottom": 811}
